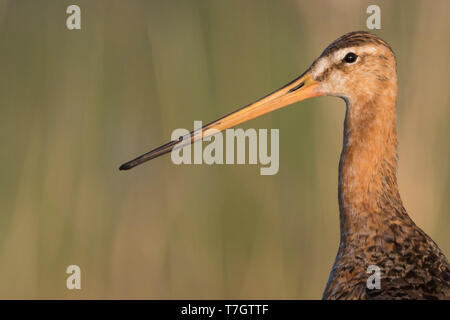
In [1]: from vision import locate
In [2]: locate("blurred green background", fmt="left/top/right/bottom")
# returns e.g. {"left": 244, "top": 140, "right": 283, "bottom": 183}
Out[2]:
{"left": 0, "top": 0, "right": 449, "bottom": 299}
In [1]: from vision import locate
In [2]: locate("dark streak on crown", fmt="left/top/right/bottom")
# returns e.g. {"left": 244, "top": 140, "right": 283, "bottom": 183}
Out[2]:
{"left": 321, "top": 31, "right": 393, "bottom": 58}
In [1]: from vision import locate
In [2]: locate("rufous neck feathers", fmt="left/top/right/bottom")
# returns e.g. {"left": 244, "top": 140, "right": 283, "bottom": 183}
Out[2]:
{"left": 338, "top": 80, "right": 404, "bottom": 238}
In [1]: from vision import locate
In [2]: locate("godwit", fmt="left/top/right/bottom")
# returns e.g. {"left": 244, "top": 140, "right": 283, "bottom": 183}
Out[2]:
{"left": 120, "top": 31, "right": 450, "bottom": 299}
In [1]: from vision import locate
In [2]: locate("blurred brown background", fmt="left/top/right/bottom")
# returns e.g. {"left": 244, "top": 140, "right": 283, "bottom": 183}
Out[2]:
{"left": 0, "top": 0, "right": 449, "bottom": 299}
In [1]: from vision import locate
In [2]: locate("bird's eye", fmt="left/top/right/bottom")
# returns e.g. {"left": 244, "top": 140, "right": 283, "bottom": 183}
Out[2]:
{"left": 343, "top": 52, "right": 358, "bottom": 63}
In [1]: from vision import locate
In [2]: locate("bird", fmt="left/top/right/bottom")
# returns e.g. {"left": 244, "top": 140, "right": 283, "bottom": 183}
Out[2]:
{"left": 119, "top": 31, "right": 450, "bottom": 299}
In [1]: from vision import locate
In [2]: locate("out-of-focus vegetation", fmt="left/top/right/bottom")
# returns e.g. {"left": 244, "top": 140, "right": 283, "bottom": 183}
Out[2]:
{"left": 0, "top": 0, "right": 448, "bottom": 298}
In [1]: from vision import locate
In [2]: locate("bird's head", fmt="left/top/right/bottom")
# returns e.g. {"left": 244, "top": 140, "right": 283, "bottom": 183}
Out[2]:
{"left": 310, "top": 31, "right": 397, "bottom": 106}
{"left": 120, "top": 31, "right": 398, "bottom": 170}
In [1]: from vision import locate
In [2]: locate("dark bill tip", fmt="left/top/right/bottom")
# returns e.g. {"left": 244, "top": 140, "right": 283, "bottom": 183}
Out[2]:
{"left": 119, "top": 163, "right": 133, "bottom": 171}
{"left": 118, "top": 139, "right": 184, "bottom": 171}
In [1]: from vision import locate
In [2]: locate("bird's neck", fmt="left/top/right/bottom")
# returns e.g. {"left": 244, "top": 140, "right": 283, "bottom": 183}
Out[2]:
{"left": 338, "top": 85, "right": 405, "bottom": 240}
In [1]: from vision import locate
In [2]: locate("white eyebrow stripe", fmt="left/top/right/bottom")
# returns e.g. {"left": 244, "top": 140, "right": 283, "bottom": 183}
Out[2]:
{"left": 312, "top": 44, "right": 380, "bottom": 80}
{"left": 311, "top": 57, "right": 331, "bottom": 79}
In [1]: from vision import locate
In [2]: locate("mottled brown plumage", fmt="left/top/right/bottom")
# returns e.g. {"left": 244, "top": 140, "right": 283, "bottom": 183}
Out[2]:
{"left": 120, "top": 31, "right": 450, "bottom": 299}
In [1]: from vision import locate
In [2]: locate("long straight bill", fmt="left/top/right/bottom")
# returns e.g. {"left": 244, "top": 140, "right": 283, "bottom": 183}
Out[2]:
{"left": 119, "top": 70, "right": 320, "bottom": 170}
